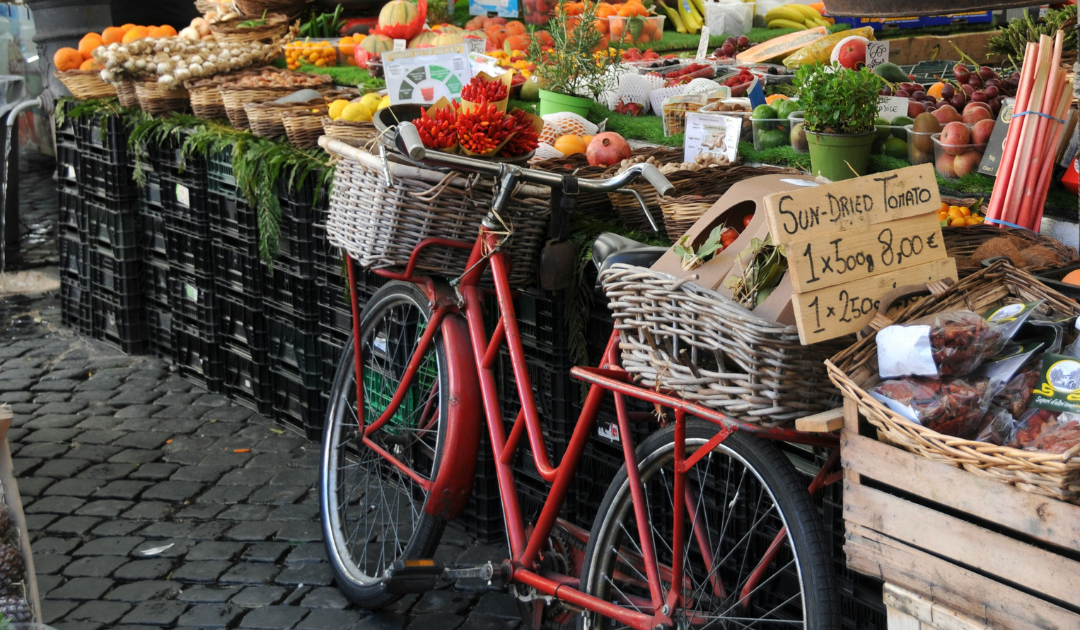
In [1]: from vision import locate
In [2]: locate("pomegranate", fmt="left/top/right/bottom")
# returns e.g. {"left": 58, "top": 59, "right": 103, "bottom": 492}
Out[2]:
{"left": 586, "top": 132, "right": 631, "bottom": 168}
{"left": 830, "top": 35, "right": 868, "bottom": 69}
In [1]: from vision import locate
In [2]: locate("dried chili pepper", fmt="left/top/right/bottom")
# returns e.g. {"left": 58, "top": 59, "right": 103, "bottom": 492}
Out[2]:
{"left": 413, "top": 106, "right": 458, "bottom": 150}
{"left": 456, "top": 102, "right": 513, "bottom": 155}
{"left": 460, "top": 75, "right": 508, "bottom": 103}
{"left": 497, "top": 109, "right": 540, "bottom": 157}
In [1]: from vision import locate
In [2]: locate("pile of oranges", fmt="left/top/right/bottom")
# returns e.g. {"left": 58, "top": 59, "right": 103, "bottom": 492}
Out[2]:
{"left": 285, "top": 41, "right": 339, "bottom": 70}
{"left": 337, "top": 35, "right": 367, "bottom": 66}
{"left": 54, "top": 24, "right": 177, "bottom": 72}
{"left": 939, "top": 203, "right": 984, "bottom": 227}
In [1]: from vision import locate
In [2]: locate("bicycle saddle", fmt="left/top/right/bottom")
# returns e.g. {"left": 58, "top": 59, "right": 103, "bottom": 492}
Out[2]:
{"left": 592, "top": 232, "right": 668, "bottom": 278}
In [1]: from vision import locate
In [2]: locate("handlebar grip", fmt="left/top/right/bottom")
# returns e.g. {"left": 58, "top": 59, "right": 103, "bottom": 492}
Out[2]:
{"left": 398, "top": 122, "right": 426, "bottom": 161}
{"left": 640, "top": 164, "right": 675, "bottom": 197}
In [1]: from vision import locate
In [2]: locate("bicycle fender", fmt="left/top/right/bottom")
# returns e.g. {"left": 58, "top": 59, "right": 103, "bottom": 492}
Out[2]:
{"left": 425, "top": 312, "right": 482, "bottom": 519}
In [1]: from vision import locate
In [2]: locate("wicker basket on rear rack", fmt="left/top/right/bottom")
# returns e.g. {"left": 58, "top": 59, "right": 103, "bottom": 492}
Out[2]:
{"left": 827, "top": 261, "right": 1080, "bottom": 503}
{"left": 324, "top": 138, "right": 550, "bottom": 288}
{"left": 282, "top": 109, "right": 326, "bottom": 148}
{"left": 115, "top": 79, "right": 138, "bottom": 108}
{"left": 601, "top": 264, "right": 845, "bottom": 424}
{"left": 135, "top": 80, "right": 191, "bottom": 115}
{"left": 55, "top": 70, "right": 116, "bottom": 100}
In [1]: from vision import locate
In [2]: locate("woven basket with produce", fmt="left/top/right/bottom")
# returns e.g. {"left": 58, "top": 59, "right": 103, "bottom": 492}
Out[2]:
{"left": 55, "top": 70, "right": 116, "bottom": 100}
{"left": 282, "top": 109, "right": 327, "bottom": 149}
{"left": 827, "top": 261, "right": 1080, "bottom": 503}
{"left": 218, "top": 69, "right": 334, "bottom": 129}
{"left": 135, "top": 79, "right": 190, "bottom": 115}
{"left": 210, "top": 12, "right": 292, "bottom": 44}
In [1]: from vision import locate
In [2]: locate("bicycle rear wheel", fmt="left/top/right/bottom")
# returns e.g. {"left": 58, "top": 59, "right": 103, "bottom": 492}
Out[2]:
{"left": 579, "top": 422, "right": 838, "bottom": 629}
{"left": 320, "top": 281, "right": 449, "bottom": 609}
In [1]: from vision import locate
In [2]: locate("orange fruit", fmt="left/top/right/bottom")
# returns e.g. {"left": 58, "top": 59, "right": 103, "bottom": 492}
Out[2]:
{"left": 1063, "top": 269, "right": 1080, "bottom": 286}
{"left": 78, "top": 33, "right": 104, "bottom": 59}
{"left": 504, "top": 21, "right": 526, "bottom": 36}
{"left": 53, "top": 47, "right": 84, "bottom": 72}
{"left": 102, "top": 27, "right": 126, "bottom": 45}
{"left": 581, "top": 135, "right": 594, "bottom": 146}
{"left": 119, "top": 24, "right": 137, "bottom": 33}
{"left": 122, "top": 26, "right": 149, "bottom": 43}
{"left": 927, "top": 82, "right": 945, "bottom": 99}
{"left": 554, "top": 134, "right": 587, "bottom": 156}
{"left": 153, "top": 24, "right": 177, "bottom": 37}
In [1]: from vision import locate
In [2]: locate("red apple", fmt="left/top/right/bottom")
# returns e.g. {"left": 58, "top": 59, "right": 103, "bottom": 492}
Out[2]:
{"left": 931, "top": 104, "right": 962, "bottom": 126}
{"left": 832, "top": 36, "right": 867, "bottom": 69}
{"left": 907, "top": 100, "right": 926, "bottom": 118}
{"left": 954, "top": 150, "right": 983, "bottom": 177}
{"left": 962, "top": 103, "right": 992, "bottom": 124}
{"left": 936, "top": 152, "right": 957, "bottom": 178}
{"left": 971, "top": 118, "right": 995, "bottom": 145}
{"left": 941, "top": 121, "right": 971, "bottom": 156}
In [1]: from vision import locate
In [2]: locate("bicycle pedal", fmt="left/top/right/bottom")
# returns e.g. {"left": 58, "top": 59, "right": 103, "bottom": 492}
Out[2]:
{"left": 384, "top": 559, "right": 445, "bottom": 594}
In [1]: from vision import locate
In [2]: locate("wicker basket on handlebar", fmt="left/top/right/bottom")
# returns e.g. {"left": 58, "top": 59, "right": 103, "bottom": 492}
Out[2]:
{"left": 601, "top": 264, "right": 845, "bottom": 424}
{"left": 827, "top": 261, "right": 1080, "bottom": 503}
{"left": 325, "top": 139, "right": 550, "bottom": 288}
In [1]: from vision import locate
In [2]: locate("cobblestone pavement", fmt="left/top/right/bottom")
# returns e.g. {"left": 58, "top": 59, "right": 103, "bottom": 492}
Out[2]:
{"left": 11, "top": 151, "right": 59, "bottom": 270}
{"left": 0, "top": 291, "right": 521, "bottom": 630}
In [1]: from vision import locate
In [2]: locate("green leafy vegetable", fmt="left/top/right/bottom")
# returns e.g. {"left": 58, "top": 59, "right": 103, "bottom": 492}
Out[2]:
{"left": 300, "top": 5, "right": 345, "bottom": 39}
{"left": 237, "top": 10, "right": 269, "bottom": 28}
{"left": 673, "top": 225, "right": 728, "bottom": 270}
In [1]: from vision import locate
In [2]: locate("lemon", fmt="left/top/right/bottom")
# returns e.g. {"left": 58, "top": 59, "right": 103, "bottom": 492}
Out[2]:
{"left": 377, "top": 94, "right": 391, "bottom": 110}
{"left": 328, "top": 99, "right": 350, "bottom": 121}
{"left": 341, "top": 102, "right": 373, "bottom": 122}
{"left": 360, "top": 92, "right": 382, "bottom": 112}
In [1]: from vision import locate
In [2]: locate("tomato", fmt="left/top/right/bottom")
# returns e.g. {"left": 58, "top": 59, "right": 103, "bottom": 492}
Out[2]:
{"left": 743, "top": 214, "right": 753, "bottom": 228}
{"left": 720, "top": 228, "right": 738, "bottom": 248}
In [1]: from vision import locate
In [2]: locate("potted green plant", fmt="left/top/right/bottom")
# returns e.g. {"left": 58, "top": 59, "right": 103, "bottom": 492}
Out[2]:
{"left": 527, "top": 0, "right": 619, "bottom": 117}
{"left": 795, "top": 63, "right": 883, "bottom": 181}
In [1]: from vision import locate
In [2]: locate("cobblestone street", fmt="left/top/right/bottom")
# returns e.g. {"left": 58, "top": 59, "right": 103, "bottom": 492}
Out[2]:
{"left": 0, "top": 291, "right": 520, "bottom": 630}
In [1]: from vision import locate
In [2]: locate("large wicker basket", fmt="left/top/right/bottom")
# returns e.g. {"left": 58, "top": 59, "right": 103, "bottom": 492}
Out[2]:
{"left": 219, "top": 71, "right": 333, "bottom": 129}
{"left": 827, "top": 261, "right": 1080, "bottom": 504}
{"left": 324, "top": 138, "right": 550, "bottom": 288}
{"left": 115, "top": 79, "right": 138, "bottom": 108}
{"left": 601, "top": 264, "right": 844, "bottom": 424}
{"left": 320, "top": 117, "right": 379, "bottom": 144}
{"left": 943, "top": 222, "right": 1079, "bottom": 277}
{"left": 282, "top": 109, "right": 326, "bottom": 148}
{"left": 210, "top": 13, "right": 291, "bottom": 44}
{"left": 661, "top": 195, "right": 720, "bottom": 243}
{"left": 56, "top": 70, "right": 115, "bottom": 100}
{"left": 235, "top": 0, "right": 312, "bottom": 20}
{"left": 135, "top": 80, "right": 191, "bottom": 116}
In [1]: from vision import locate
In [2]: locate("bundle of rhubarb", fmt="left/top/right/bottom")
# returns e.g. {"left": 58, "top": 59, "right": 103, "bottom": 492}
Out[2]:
{"left": 411, "top": 74, "right": 542, "bottom": 158}
{"left": 985, "top": 31, "right": 1072, "bottom": 231}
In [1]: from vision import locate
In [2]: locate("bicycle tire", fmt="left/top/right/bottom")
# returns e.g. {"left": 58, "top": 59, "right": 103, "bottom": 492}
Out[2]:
{"left": 320, "top": 281, "right": 449, "bottom": 609}
{"left": 578, "top": 421, "right": 839, "bottom": 629}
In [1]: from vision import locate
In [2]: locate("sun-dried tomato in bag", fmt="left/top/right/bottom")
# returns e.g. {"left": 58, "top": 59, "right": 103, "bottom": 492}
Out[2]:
{"left": 1008, "top": 409, "right": 1080, "bottom": 455}
{"left": 877, "top": 311, "right": 1004, "bottom": 379}
{"left": 870, "top": 377, "right": 991, "bottom": 438}
{"left": 991, "top": 367, "right": 1040, "bottom": 418}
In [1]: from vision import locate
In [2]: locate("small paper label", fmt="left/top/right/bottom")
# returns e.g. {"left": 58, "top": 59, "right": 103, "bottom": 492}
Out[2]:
{"left": 598, "top": 422, "right": 621, "bottom": 443}
{"left": 66, "top": 164, "right": 76, "bottom": 180}
{"left": 695, "top": 26, "right": 711, "bottom": 62}
{"left": 877, "top": 96, "right": 909, "bottom": 119}
{"left": 184, "top": 283, "right": 198, "bottom": 302}
{"left": 865, "top": 41, "right": 889, "bottom": 68}
{"left": 1031, "top": 353, "right": 1080, "bottom": 413}
{"left": 464, "top": 38, "right": 486, "bottom": 55}
{"left": 393, "top": 39, "right": 407, "bottom": 51}
{"left": 175, "top": 183, "right": 190, "bottom": 208}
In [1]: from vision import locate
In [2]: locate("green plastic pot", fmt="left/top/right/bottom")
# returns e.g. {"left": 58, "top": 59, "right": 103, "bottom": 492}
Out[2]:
{"left": 538, "top": 90, "right": 593, "bottom": 117}
{"left": 805, "top": 130, "right": 876, "bottom": 181}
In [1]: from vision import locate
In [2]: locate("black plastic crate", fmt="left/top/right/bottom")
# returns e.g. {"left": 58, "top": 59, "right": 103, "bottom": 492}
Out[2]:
{"left": 141, "top": 213, "right": 167, "bottom": 259}
{"left": 86, "top": 198, "right": 141, "bottom": 260}
{"left": 212, "top": 242, "right": 263, "bottom": 299}
{"left": 164, "top": 225, "right": 213, "bottom": 276}
{"left": 264, "top": 264, "right": 320, "bottom": 320}
{"left": 267, "top": 315, "right": 321, "bottom": 388}
{"left": 276, "top": 219, "right": 316, "bottom": 273}
{"left": 222, "top": 346, "right": 271, "bottom": 413}
{"left": 142, "top": 259, "right": 170, "bottom": 309}
{"left": 60, "top": 276, "right": 92, "bottom": 334}
{"left": 207, "top": 145, "right": 237, "bottom": 191}
{"left": 149, "top": 131, "right": 206, "bottom": 180}
{"left": 138, "top": 171, "right": 167, "bottom": 214}
{"left": 217, "top": 291, "right": 268, "bottom": 354}
{"left": 76, "top": 112, "right": 129, "bottom": 162}
{"left": 58, "top": 186, "right": 87, "bottom": 240}
{"left": 56, "top": 100, "right": 79, "bottom": 145}
{"left": 90, "top": 250, "right": 143, "bottom": 297}
{"left": 318, "top": 335, "right": 345, "bottom": 388}
{"left": 146, "top": 304, "right": 174, "bottom": 361}
{"left": 173, "top": 328, "right": 225, "bottom": 393}
{"left": 278, "top": 170, "right": 329, "bottom": 225}
{"left": 500, "top": 353, "right": 579, "bottom": 454}
{"left": 59, "top": 234, "right": 89, "bottom": 282}
{"left": 168, "top": 269, "right": 218, "bottom": 335}
{"left": 56, "top": 141, "right": 80, "bottom": 190}
{"left": 208, "top": 191, "right": 259, "bottom": 247}
{"left": 79, "top": 150, "right": 139, "bottom": 201}
{"left": 449, "top": 509, "right": 505, "bottom": 544}
{"left": 269, "top": 366, "right": 324, "bottom": 437}
{"left": 575, "top": 442, "right": 624, "bottom": 527}
{"left": 91, "top": 294, "right": 148, "bottom": 355}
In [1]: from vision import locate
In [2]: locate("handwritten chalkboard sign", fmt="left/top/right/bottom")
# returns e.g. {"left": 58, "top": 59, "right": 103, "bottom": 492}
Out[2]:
{"left": 763, "top": 164, "right": 956, "bottom": 344}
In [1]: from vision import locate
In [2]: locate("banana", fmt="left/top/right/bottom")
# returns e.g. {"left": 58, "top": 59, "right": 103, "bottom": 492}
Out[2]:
{"left": 677, "top": 0, "right": 701, "bottom": 32}
{"left": 803, "top": 19, "right": 817, "bottom": 28}
{"left": 688, "top": 0, "right": 705, "bottom": 18}
{"left": 789, "top": 4, "right": 816, "bottom": 20}
{"left": 764, "top": 6, "right": 806, "bottom": 24}
{"left": 810, "top": 16, "right": 827, "bottom": 27}
{"left": 658, "top": 1, "right": 687, "bottom": 34}
{"left": 767, "top": 18, "right": 807, "bottom": 30}
{"left": 802, "top": 4, "right": 825, "bottom": 20}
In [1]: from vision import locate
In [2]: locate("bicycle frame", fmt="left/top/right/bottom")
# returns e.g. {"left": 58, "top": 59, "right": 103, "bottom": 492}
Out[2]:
{"left": 346, "top": 226, "right": 841, "bottom": 630}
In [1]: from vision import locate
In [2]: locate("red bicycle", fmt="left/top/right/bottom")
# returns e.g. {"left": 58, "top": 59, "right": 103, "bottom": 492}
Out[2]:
{"left": 319, "top": 123, "right": 842, "bottom": 629}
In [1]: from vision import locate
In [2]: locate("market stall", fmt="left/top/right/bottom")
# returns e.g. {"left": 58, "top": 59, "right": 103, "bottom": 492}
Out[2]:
{"left": 48, "top": 1, "right": 1078, "bottom": 628}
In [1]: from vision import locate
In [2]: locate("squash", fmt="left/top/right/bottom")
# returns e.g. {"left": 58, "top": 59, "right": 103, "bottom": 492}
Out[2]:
{"left": 379, "top": 0, "right": 419, "bottom": 28}
{"left": 408, "top": 30, "right": 441, "bottom": 48}
{"left": 356, "top": 33, "right": 394, "bottom": 68}
{"left": 53, "top": 47, "right": 84, "bottom": 72}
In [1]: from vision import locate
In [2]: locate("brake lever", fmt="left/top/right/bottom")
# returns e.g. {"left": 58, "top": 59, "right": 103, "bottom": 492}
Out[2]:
{"left": 619, "top": 187, "right": 660, "bottom": 233}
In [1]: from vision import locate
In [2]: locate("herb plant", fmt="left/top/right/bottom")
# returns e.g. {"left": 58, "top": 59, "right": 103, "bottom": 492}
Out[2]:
{"left": 795, "top": 63, "right": 882, "bottom": 135}
{"left": 673, "top": 226, "right": 730, "bottom": 270}
{"left": 527, "top": 0, "right": 620, "bottom": 101}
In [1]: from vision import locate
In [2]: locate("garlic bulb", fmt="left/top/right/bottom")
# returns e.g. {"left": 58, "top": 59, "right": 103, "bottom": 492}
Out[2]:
{"left": 159, "top": 74, "right": 175, "bottom": 85}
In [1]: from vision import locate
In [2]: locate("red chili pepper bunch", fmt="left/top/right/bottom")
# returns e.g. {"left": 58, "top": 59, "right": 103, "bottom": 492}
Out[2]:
{"left": 498, "top": 109, "right": 540, "bottom": 157}
{"left": 413, "top": 104, "right": 459, "bottom": 150}
{"left": 456, "top": 102, "right": 514, "bottom": 155}
{"left": 460, "top": 75, "right": 508, "bottom": 104}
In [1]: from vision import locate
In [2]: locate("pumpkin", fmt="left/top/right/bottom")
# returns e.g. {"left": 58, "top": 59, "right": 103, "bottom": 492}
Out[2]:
{"left": 408, "top": 30, "right": 441, "bottom": 48}
{"left": 78, "top": 33, "right": 103, "bottom": 59}
{"left": 504, "top": 21, "right": 526, "bottom": 36}
{"left": 373, "top": 0, "right": 426, "bottom": 40}
{"left": 484, "top": 25, "right": 506, "bottom": 48}
{"left": 53, "top": 47, "right": 83, "bottom": 72}
{"left": 355, "top": 34, "right": 394, "bottom": 68}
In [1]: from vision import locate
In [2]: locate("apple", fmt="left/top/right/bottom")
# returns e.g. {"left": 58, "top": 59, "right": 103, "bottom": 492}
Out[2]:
{"left": 936, "top": 152, "right": 957, "bottom": 178}
{"left": 962, "top": 103, "right": 992, "bottom": 124}
{"left": 931, "top": 104, "right": 962, "bottom": 126}
{"left": 971, "top": 119, "right": 995, "bottom": 145}
{"left": 953, "top": 150, "right": 983, "bottom": 177}
{"left": 907, "top": 100, "right": 926, "bottom": 118}
{"left": 941, "top": 122, "right": 971, "bottom": 156}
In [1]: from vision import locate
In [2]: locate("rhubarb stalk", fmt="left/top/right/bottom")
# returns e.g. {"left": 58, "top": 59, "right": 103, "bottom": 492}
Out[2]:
{"left": 1031, "top": 79, "right": 1072, "bottom": 231}
{"left": 986, "top": 42, "right": 1038, "bottom": 225}
{"left": 1016, "top": 31, "right": 1064, "bottom": 228}
{"left": 1000, "top": 34, "right": 1054, "bottom": 226}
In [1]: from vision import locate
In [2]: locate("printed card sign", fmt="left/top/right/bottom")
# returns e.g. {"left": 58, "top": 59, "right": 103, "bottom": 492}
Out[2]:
{"left": 384, "top": 45, "right": 471, "bottom": 105}
{"left": 865, "top": 40, "right": 889, "bottom": 68}
{"left": 683, "top": 112, "right": 742, "bottom": 164}
{"left": 695, "top": 26, "right": 711, "bottom": 62}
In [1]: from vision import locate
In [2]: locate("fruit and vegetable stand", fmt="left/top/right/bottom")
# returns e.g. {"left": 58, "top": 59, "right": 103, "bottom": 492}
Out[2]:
{"left": 44, "top": 0, "right": 1080, "bottom": 628}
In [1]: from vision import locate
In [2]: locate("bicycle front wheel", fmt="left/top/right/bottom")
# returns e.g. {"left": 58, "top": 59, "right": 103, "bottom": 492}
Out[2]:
{"left": 320, "top": 281, "right": 449, "bottom": 610}
{"left": 579, "top": 422, "right": 838, "bottom": 629}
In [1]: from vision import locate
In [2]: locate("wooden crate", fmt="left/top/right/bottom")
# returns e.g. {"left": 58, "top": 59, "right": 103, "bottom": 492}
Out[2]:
{"left": 840, "top": 401, "right": 1080, "bottom": 630}
{"left": 884, "top": 584, "right": 991, "bottom": 630}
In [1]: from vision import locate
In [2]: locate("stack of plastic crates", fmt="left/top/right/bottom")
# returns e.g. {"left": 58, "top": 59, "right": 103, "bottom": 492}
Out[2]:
{"left": 207, "top": 146, "right": 270, "bottom": 412}
{"left": 156, "top": 132, "right": 222, "bottom": 392}
{"left": 57, "top": 102, "right": 90, "bottom": 335}
{"left": 131, "top": 134, "right": 173, "bottom": 360}
{"left": 264, "top": 173, "right": 327, "bottom": 439}
{"left": 76, "top": 109, "right": 148, "bottom": 354}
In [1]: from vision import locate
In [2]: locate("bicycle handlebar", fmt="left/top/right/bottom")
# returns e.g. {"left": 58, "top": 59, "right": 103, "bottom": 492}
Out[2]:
{"left": 396, "top": 121, "right": 675, "bottom": 198}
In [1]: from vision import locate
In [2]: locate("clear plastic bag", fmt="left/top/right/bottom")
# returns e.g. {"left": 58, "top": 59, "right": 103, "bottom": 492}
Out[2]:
{"left": 870, "top": 377, "right": 992, "bottom": 438}
{"left": 705, "top": 2, "right": 754, "bottom": 36}
{"left": 878, "top": 311, "right": 1004, "bottom": 379}
{"left": 974, "top": 406, "right": 1016, "bottom": 446}
{"left": 1007, "top": 409, "right": 1080, "bottom": 455}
